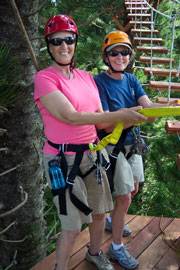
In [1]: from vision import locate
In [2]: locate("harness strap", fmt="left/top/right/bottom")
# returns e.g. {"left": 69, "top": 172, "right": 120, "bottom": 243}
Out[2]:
{"left": 51, "top": 189, "right": 67, "bottom": 215}
{"left": 67, "top": 152, "right": 92, "bottom": 215}
{"left": 80, "top": 151, "right": 110, "bottom": 179}
{"left": 48, "top": 140, "right": 93, "bottom": 216}
{"left": 48, "top": 140, "right": 90, "bottom": 152}
{"left": 107, "top": 127, "right": 132, "bottom": 192}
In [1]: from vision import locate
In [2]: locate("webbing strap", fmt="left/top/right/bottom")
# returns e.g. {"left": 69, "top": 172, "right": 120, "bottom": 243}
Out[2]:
{"left": 90, "top": 106, "right": 180, "bottom": 151}
{"left": 48, "top": 140, "right": 90, "bottom": 152}
{"left": 48, "top": 140, "right": 92, "bottom": 216}
{"left": 69, "top": 186, "right": 92, "bottom": 215}
{"left": 58, "top": 190, "right": 67, "bottom": 215}
{"left": 66, "top": 152, "right": 92, "bottom": 215}
{"left": 66, "top": 152, "right": 83, "bottom": 185}
{"left": 106, "top": 128, "right": 132, "bottom": 192}
{"left": 51, "top": 188, "right": 67, "bottom": 215}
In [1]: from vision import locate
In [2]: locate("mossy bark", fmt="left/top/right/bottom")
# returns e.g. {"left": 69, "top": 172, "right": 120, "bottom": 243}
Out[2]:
{"left": 0, "top": 1, "right": 47, "bottom": 269}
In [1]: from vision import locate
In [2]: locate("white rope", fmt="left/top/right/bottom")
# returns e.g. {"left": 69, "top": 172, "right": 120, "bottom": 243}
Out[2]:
{"left": 168, "top": 12, "right": 176, "bottom": 100}
{"left": 172, "top": 0, "right": 180, "bottom": 4}
{"left": 150, "top": 8, "right": 154, "bottom": 77}
{"left": 143, "top": 0, "right": 173, "bottom": 19}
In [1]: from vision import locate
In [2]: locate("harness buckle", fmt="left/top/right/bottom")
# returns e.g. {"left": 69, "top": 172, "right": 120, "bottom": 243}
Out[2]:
{"left": 66, "top": 177, "right": 75, "bottom": 186}
{"left": 109, "top": 152, "right": 118, "bottom": 159}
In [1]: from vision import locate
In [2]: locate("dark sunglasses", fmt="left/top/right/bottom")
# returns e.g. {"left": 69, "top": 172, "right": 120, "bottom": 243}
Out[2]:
{"left": 48, "top": 36, "right": 76, "bottom": 46}
{"left": 107, "top": 49, "right": 131, "bottom": 57}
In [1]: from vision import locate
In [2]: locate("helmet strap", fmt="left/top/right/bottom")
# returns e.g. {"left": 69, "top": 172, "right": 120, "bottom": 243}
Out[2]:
{"left": 105, "top": 56, "right": 124, "bottom": 74}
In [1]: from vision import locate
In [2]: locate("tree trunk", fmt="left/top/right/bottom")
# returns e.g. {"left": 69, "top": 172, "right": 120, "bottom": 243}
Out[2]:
{"left": 0, "top": 1, "right": 47, "bottom": 269}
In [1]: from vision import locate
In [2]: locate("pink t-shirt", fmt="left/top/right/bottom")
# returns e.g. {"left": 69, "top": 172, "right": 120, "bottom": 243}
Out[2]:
{"left": 34, "top": 66, "right": 101, "bottom": 154}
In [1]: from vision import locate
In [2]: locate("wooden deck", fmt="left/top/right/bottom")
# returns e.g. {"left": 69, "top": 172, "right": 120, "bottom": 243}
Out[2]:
{"left": 31, "top": 215, "right": 180, "bottom": 270}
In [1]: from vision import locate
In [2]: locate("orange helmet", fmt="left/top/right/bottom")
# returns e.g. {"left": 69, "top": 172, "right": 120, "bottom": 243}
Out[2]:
{"left": 102, "top": 31, "right": 132, "bottom": 53}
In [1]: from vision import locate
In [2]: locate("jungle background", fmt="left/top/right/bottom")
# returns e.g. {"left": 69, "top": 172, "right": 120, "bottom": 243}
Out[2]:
{"left": 0, "top": 0, "right": 179, "bottom": 269}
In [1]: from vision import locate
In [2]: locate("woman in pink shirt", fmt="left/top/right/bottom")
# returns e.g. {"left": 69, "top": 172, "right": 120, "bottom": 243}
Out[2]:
{"left": 34, "top": 14, "right": 147, "bottom": 270}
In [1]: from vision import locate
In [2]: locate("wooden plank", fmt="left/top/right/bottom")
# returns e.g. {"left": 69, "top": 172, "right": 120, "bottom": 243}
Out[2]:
{"left": 128, "top": 13, "right": 151, "bottom": 17}
{"left": 134, "top": 37, "right": 163, "bottom": 44}
{"left": 31, "top": 215, "right": 135, "bottom": 270}
{"left": 31, "top": 252, "right": 56, "bottom": 270}
{"left": 127, "top": 217, "right": 174, "bottom": 258}
{"left": 127, "top": 6, "right": 149, "bottom": 9}
{"left": 71, "top": 228, "right": 90, "bottom": 255}
{"left": 125, "top": 0, "right": 146, "bottom": 2}
{"left": 126, "top": 1, "right": 147, "bottom": 4}
{"left": 31, "top": 227, "right": 91, "bottom": 270}
{"left": 127, "top": 7, "right": 150, "bottom": 10}
{"left": 31, "top": 216, "right": 180, "bottom": 270}
{"left": 125, "top": 1, "right": 147, "bottom": 4}
{"left": 137, "top": 46, "right": 168, "bottom": 53}
{"left": 101, "top": 215, "right": 153, "bottom": 252}
{"left": 130, "top": 21, "right": 154, "bottom": 25}
{"left": 144, "top": 67, "right": 179, "bottom": 77}
{"left": 75, "top": 215, "right": 153, "bottom": 270}
{"left": 153, "top": 219, "right": 180, "bottom": 270}
{"left": 156, "top": 97, "right": 180, "bottom": 104}
{"left": 139, "top": 56, "right": 174, "bottom": 64}
{"left": 149, "top": 81, "right": 180, "bottom": 91}
{"left": 137, "top": 218, "right": 179, "bottom": 269}
{"left": 165, "top": 120, "right": 180, "bottom": 133}
{"left": 132, "top": 29, "right": 159, "bottom": 34}
{"left": 70, "top": 215, "right": 136, "bottom": 270}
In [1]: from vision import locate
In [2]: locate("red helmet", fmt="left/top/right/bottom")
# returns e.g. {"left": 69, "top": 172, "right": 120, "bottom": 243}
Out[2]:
{"left": 44, "top": 14, "right": 78, "bottom": 37}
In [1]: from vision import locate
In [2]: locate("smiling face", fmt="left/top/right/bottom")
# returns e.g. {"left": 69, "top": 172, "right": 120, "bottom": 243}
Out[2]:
{"left": 106, "top": 45, "right": 131, "bottom": 72}
{"left": 48, "top": 31, "right": 76, "bottom": 65}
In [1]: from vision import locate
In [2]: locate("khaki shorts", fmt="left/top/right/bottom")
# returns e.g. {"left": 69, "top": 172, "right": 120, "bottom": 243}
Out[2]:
{"left": 106, "top": 145, "right": 144, "bottom": 197}
{"left": 43, "top": 151, "right": 113, "bottom": 231}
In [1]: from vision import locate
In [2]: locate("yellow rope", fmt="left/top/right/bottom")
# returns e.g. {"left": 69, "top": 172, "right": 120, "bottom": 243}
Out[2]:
{"left": 89, "top": 106, "right": 180, "bottom": 151}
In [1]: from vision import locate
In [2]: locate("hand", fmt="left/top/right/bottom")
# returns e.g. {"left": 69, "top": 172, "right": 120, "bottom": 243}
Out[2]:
{"left": 120, "top": 108, "right": 148, "bottom": 126}
{"left": 131, "top": 182, "right": 139, "bottom": 198}
{"left": 167, "top": 100, "right": 180, "bottom": 106}
{"left": 147, "top": 117, "right": 156, "bottom": 123}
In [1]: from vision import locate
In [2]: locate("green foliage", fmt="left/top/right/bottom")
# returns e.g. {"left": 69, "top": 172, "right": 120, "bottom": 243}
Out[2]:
{"left": 129, "top": 118, "right": 180, "bottom": 217}
{"left": 0, "top": 44, "right": 22, "bottom": 107}
{"left": 123, "top": 0, "right": 180, "bottom": 218}
{"left": 39, "top": 0, "right": 126, "bottom": 70}
{"left": 155, "top": 0, "right": 180, "bottom": 68}
{"left": 43, "top": 187, "right": 60, "bottom": 254}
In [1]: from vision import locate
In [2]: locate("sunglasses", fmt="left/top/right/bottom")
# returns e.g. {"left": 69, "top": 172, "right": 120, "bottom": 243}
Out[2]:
{"left": 107, "top": 49, "right": 131, "bottom": 57}
{"left": 48, "top": 36, "right": 76, "bottom": 46}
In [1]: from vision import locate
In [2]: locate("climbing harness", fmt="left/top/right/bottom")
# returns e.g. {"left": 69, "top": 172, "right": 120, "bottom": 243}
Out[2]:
{"left": 105, "top": 128, "right": 133, "bottom": 192}
{"left": 97, "top": 125, "right": 148, "bottom": 192}
{"left": 47, "top": 140, "right": 109, "bottom": 216}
